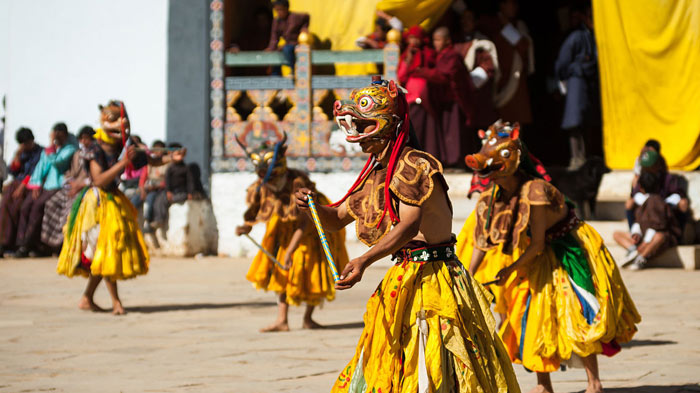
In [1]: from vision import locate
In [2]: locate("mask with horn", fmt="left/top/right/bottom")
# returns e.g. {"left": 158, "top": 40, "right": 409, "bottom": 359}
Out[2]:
{"left": 236, "top": 132, "right": 288, "bottom": 184}
{"left": 465, "top": 120, "right": 522, "bottom": 180}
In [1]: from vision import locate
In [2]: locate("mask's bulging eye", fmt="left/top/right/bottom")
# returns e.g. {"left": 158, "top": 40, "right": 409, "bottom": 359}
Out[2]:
{"left": 250, "top": 153, "right": 261, "bottom": 164}
{"left": 500, "top": 149, "right": 511, "bottom": 158}
{"left": 263, "top": 152, "right": 274, "bottom": 162}
{"left": 358, "top": 96, "right": 374, "bottom": 111}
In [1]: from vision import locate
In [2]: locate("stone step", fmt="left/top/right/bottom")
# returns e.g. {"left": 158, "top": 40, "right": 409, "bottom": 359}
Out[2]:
{"left": 607, "top": 244, "right": 700, "bottom": 271}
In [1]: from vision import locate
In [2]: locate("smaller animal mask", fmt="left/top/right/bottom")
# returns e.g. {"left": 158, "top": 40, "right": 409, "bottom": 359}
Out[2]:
{"left": 465, "top": 120, "right": 522, "bottom": 179}
{"left": 236, "top": 132, "right": 288, "bottom": 183}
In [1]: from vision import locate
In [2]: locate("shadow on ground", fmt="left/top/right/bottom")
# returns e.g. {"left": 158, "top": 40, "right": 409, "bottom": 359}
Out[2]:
{"left": 321, "top": 321, "right": 364, "bottom": 330}
{"left": 602, "top": 385, "right": 700, "bottom": 393}
{"left": 128, "top": 302, "right": 277, "bottom": 313}
{"left": 621, "top": 339, "right": 677, "bottom": 348}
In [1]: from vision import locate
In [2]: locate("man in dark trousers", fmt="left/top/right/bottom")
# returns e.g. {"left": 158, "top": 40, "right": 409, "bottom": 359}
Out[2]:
{"left": 265, "top": 0, "right": 310, "bottom": 75}
{"left": 555, "top": 2, "right": 601, "bottom": 169}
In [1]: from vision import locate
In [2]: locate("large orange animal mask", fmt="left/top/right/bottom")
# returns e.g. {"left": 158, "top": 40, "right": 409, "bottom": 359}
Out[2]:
{"left": 465, "top": 120, "right": 522, "bottom": 179}
{"left": 333, "top": 79, "right": 404, "bottom": 144}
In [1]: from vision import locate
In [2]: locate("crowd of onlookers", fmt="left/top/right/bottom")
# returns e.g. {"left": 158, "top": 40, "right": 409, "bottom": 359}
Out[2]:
{"left": 0, "top": 124, "right": 206, "bottom": 258}
{"left": 229, "top": 0, "right": 601, "bottom": 170}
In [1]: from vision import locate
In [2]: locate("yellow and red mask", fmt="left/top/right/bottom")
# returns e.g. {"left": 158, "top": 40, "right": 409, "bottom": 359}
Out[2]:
{"left": 333, "top": 79, "right": 404, "bottom": 145}
{"left": 330, "top": 77, "right": 411, "bottom": 226}
{"left": 465, "top": 120, "right": 522, "bottom": 179}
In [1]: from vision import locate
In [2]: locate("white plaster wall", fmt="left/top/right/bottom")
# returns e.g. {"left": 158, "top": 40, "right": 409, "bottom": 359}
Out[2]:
{"left": 2, "top": 0, "right": 168, "bottom": 157}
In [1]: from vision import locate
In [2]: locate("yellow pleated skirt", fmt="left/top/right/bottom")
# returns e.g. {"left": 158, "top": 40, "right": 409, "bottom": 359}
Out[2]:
{"left": 245, "top": 211, "right": 349, "bottom": 307}
{"left": 331, "top": 258, "right": 521, "bottom": 393}
{"left": 498, "top": 222, "right": 641, "bottom": 372}
{"left": 57, "top": 187, "right": 149, "bottom": 280}
{"left": 455, "top": 210, "right": 526, "bottom": 314}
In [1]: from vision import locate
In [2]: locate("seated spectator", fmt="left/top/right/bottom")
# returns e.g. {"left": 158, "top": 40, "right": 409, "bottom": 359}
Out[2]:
{"left": 132, "top": 140, "right": 170, "bottom": 226}
{"left": 149, "top": 143, "right": 203, "bottom": 232}
{"left": 0, "top": 127, "right": 43, "bottom": 256}
{"left": 625, "top": 141, "right": 690, "bottom": 230}
{"left": 356, "top": 10, "right": 403, "bottom": 49}
{"left": 266, "top": 0, "right": 309, "bottom": 75}
{"left": 16, "top": 123, "right": 77, "bottom": 257}
{"left": 41, "top": 126, "right": 95, "bottom": 252}
{"left": 412, "top": 26, "right": 474, "bottom": 167}
{"left": 614, "top": 170, "right": 682, "bottom": 270}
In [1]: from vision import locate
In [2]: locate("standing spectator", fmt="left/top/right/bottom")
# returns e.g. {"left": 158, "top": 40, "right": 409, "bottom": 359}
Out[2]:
{"left": 132, "top": 140, "right": 170, "bottom": 226}
{"left": 150, "top": 143, "right": 194, "bottom": 231}
{"left": 397, "top": 26, "right": 436, "bottom": 106}
{"left": 120, "top": 134, "right": 147, "bottom": 201}
{"left": 397, "top": 25, "right": 437, "bottom": 143}
{"left": 413, "top": 26, "right": 474, "bottom": 167}
{"left": 481, "top": 0, "right": 535, "bottom": 124}
{"left": 454, "top": 8, "right": 500, "bottom": 152}
{"left": 614, "top": 170, "right": 683, "bottom": 270}
{"left": 16, "top": 123, "right": 77, "bottom": 257}
{"left": 41, "top": 126, "right": 95, "bottom": 252}
{"left": 265, "top": 0, "right": 310, "bottom": 75}
{"left": 555, "top": 2, "right": 600, "bottom": 169}
{"left": 0, "top": 128, "right": 43, "bottom": 256}
{"left": 355, "top": 10, "right": 403, "bottom": 49}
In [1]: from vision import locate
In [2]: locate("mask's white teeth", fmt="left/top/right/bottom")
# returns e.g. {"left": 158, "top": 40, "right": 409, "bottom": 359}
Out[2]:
{"left": 486, "top": 158, "right": 493, "bottom": 166}
{"left": 335, "top": 116, "right": 343, "bottom": 131}
{"left": 344, "top": 114, "right": 355, "bottom": 132}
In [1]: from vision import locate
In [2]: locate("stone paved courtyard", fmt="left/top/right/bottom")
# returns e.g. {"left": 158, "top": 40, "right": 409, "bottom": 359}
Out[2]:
{"left": 1, "top": 257, "right": 699, "bottom": 392}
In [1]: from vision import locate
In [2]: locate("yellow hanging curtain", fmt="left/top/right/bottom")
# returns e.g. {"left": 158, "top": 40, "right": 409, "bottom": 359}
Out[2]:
{"left": 594, "top": 0, "right": 700, "bottom": 170}
{"left": 289, "top": 0, "right": 451, "bottom": 75}
{"left": 376, "top": 0, "right": 452, "bottom": 29}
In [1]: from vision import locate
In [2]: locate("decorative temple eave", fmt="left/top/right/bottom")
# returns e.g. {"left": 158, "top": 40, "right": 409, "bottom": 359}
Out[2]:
{"left": 209, "top": 9, "right": 400, "bottom": 173}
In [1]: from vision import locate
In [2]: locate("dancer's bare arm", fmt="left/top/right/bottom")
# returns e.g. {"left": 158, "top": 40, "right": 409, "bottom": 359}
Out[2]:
{"left": 335, "top": 200, "right": 422, "bottom": 290}
{"left": 469, "top": 248, "right": 486, "bottom": 276}
{"left": 294, "top": 187, "right": 354, "bottom": 232}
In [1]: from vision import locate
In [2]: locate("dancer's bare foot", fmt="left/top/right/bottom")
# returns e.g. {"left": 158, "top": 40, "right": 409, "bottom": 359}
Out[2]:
{"left": 78, "top": 296, "right": 106, "bottom": 312}
{"left": 302, "top": 319, "right": 324, "bottom": 330}
{"left": 585, "top": 381, "right": 603, "bottom": 393}
{"left": 260, "top": 321, "right": 289, "bottom": 332}
{"left": 527, "top": 384, "right": 554, "bottom": 393}
{"left": 111, "top": 301, "right": 126, "bottom": 315}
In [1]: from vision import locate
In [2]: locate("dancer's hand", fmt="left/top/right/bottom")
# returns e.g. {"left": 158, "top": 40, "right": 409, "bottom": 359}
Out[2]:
{"left": 335, "top": 257, "right": 367, "bottom": 290}
{"left": 235, "top": 224, "right": 252, "bottom": 236}
{"left": 32, "top": 188, "right": 41, "bottom": 200}
{"left": 495, "top": 265, "right": 515, "bottom": 286}
{"left": 631, "top": 233, "right": 642, "bottom": 244}
{"left": 294, "top": 188, "right": 314, "bottom": 211}
{"left": 283, "top": 252, "right": 293, "bottom": 269}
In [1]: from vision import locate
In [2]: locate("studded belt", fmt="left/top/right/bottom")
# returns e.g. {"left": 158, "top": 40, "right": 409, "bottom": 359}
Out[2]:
{"left": 392, "top": 241, "right": 456, "bottom": 263}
